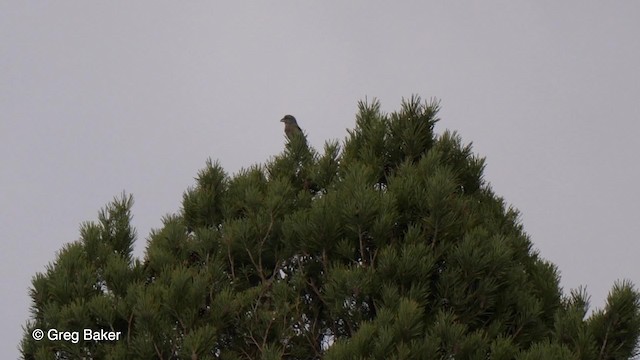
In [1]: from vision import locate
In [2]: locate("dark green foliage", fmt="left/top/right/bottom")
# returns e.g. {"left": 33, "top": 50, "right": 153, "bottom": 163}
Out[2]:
{"left": 21, "top": 97, "right": 640, "bottom": 359}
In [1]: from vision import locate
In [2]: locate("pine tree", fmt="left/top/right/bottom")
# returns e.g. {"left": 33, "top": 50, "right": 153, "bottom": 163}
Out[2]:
{"left": 21, "top": 96, "right": 640, "bottom": 359}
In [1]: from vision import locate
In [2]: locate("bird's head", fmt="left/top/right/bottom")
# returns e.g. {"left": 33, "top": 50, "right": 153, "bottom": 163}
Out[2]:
{"left": 280, "top": 114, "right": 297, "bottom": 125}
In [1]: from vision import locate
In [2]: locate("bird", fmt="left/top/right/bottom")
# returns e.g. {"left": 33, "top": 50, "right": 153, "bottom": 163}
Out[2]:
{"left": 280, "top": 114, "right": 303, "bottom": 140}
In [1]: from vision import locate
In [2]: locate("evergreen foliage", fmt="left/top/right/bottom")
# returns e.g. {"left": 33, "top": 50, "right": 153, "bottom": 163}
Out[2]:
{"left": 21, "top": 96, "right": 640, "bottom": 359}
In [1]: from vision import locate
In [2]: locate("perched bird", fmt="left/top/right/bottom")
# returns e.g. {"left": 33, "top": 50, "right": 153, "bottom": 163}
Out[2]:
{"left": 280, "top": 114, "right": 303, "bottom": 140}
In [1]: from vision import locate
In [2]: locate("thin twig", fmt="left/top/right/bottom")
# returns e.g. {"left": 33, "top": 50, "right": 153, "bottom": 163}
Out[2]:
{"left": 598, "top": 322, "right": 611, "bottom": 360}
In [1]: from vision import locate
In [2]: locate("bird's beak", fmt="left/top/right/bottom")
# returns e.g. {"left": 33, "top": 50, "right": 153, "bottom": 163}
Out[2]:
{"left": 280, "top": 118, "right": 285, "bottom": 122}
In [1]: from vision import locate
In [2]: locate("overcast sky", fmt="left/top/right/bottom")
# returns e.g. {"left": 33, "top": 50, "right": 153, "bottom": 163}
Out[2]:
{"left": 2, "top": 2, "right": 639, "bottom": 358}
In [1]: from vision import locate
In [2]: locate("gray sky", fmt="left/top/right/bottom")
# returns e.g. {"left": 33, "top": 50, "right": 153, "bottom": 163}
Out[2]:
{"left": 2, "top": 2, "right": 639, "bottom": 358}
